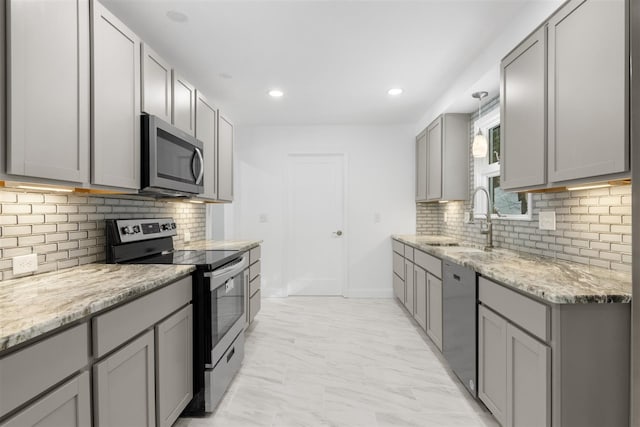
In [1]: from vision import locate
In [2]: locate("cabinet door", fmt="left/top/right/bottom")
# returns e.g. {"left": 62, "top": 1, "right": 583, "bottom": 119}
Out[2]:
{"left": 426, "top": 273, "right": 442, "bottom": 351}
{"left": 415, "top": 130, "right": 427, "bottom": 201}
{"left": 91, "top": 0, "right": 141, "bottom": 189}
{"left": 506, "top": 324, "right": 550, "bottom": 427}
{"left": 195, "top": 91, "right": 218, "bottom": 200}
{"left": 156, "top": 305, "right": 193, "bottom": 427}
{"left": 414, "top": 266, "right": 427, "bottom": 330}
{"left": 404, "top": 260, "right": 415, "bottom": 314}
{"left": 548, "top": 0, "right": 627, "bottom": 183}
{"left": 172, "top": 72, "right": 195, "bottom": 136}
{"left": 478, "top": 305, "right": 507, "bottom": 426}
{"left": 141, "top": 44, "right": 172, "bottom": 123}
{"left": 426, "top": 117, "right": 442, "bottom": 201}
{"left": 0, "top": 372, "right": 90, "bottom": 427}
{"left": 7, "top": 0, "right": 89, "bottom": 183}
{"left": 217, "top": 113, "right": 234, "bottom": 202}
{"left": 244, "top": 268, "right": 250, "bottom": 325}
{"left": 393, "top": 273, "right": 405, "bottom": 303}
{"left": 500, "top": 26, "right": 546, "bottom": 190}
{"left": 94, "top": 330, "right": 155, "bottom": 427}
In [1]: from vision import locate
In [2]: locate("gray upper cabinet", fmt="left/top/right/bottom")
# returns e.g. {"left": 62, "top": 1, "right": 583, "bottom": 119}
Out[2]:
{"left": 500, "top": 26, "right": 547, "bottom": 191}
{"left": 415, "top": 130, "right": 428, "bottom": 201}
{"left": 94, "top": 330, "right": 156, "bottom": 427}
{"left": 0, "top": 373, "right": 91, "bottom": 427}
{"left": 141, "top": 44, "right": 172, "bottom": 123}
{"left": 420, "top": 114, "right": 469, "bottom": 202}
{"left": 195, "top": 91, "right": 218, "bottom": 200}
{"left": 547, "top": 0, "right": 627, "bottom": 184}
{"left": 7, "top": 0, "right": 90, "bottom": 183}
{"left": 91, "top": 0, "right": 141, "bottom": 190}
{"left": 156, "top": 305, "right": 193, "bottom": 427}
{"left": 426, "top": 118, "right": 443, "bottom": 200}
{"left": 172, "top": 72, "right": 196, "bottom": 137}
{"left": 217, "top": 112, "right": 234, "bottom": 202}
{"left": 501, "top": 0, "right": 628, "bottom": 190}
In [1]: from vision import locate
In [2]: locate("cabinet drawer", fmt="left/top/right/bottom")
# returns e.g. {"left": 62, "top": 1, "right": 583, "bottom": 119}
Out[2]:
{"left": 249, "top": 260, "right": 261, "bottom": 282}
{"left": 249, "top": 290, "right": 261, "bottom": 323}
{"left": 392, "top": 240, "right": 404, "bottom": 254}
{"left": 249, "top": 246, "right": 261, "bottom": 264}
{"left": 392, "top": 252, "right": 405, "bottom": 279}
{"left": 404, "top": 245, "right": 414, "bottom": 261}
{"left": 414, "top": 250, "right": 441, "bottom": 278}
{"left": 0, "top": 323, "right": 89, "bottom": 418}
{"left": 249, "top": 275, "right": 261, "bottom": 296}
{"left": 93, "top": 275, "right": 192, "bottom": 358}
{"left": 479, "top": 277, "right": 549, "bottom": 342}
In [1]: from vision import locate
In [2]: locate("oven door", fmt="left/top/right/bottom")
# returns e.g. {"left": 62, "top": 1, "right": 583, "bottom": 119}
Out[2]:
{"left": 206, "top": 255, "right": 248, "bottom": 366}
{"left": 142, "top": 114, "right": 204, "bottom": 195}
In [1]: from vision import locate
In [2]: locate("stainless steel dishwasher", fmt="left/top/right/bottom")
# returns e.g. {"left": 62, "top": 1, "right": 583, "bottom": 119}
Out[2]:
{"left": 442, "top": 260, "right": 478, "bottom": 398}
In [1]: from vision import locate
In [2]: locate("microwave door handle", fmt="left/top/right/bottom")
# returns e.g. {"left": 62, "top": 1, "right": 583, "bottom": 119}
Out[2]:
{"left": 192, "top": 147, "right": 204, "bottom": 185}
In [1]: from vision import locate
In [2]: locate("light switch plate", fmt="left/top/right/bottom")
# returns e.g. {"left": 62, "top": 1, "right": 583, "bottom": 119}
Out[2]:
{"left": 464, "top": 211, "right": 471, "bottom": 224}
{"left": 184, "top": 230, "right": 191, "bottom": 242}
{"left": 13, "top": 253, "right": 38, "bottom": 275}
{"left": 539, "top": 211, "right": 556, "bottom": 231}
{"left": 443, "top": 212, "right": 448, "bottom": 223}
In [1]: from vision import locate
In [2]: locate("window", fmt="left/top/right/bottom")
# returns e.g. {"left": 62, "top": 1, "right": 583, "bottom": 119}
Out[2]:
{"left": 473, "top": 108, "right": 531, "bottom": 221}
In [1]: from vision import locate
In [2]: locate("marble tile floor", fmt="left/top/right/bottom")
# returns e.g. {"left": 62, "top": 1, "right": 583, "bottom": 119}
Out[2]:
{"left": 176, "top": 297, "right": 498, "bottom": 427}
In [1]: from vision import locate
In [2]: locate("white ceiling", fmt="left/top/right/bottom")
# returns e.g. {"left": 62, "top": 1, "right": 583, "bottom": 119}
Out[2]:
{"left": 101, "top": 0, "right": 543, "bottom": 126}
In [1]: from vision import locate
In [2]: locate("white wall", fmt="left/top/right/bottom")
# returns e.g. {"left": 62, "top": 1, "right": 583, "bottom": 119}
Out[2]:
{"left": 230, "top": 125, "right": 415, "bottom": 297}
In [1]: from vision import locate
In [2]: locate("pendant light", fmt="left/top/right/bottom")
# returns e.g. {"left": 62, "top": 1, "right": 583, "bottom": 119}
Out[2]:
{"left": 471, "top": 91, "right": 488, "bottom": 158}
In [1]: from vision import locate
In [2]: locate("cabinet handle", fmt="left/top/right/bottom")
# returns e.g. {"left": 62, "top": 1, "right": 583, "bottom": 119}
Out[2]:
{"left": 453, "top": 274, "right": 461, "bottom": 281}
{"left": 227, "top": 346, "right": 235, "bottom": 363}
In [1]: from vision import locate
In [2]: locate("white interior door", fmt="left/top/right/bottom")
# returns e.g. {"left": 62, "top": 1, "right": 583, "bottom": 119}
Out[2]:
{"left": 286, "top": 154, "right": 346, "bottom": 296}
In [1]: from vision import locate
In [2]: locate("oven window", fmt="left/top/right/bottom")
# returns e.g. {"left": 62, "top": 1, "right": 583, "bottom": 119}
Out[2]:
{"left": 211, "top": 274, "right": 244, "bottom": 347}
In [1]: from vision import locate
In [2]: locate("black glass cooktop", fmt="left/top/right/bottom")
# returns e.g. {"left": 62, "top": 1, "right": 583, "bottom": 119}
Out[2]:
{"left": 132, "top": 250, "right": 240, "bottom": 270}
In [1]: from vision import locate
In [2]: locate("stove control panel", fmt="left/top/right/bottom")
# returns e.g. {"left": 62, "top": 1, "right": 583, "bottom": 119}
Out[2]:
{"left": 115, "top": 218, "right": 177, "bottom": 243}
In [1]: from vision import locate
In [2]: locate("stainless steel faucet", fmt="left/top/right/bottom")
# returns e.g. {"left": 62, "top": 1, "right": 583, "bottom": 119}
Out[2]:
{"left": 468, "top": 186, "right": 493, "bottom": 251}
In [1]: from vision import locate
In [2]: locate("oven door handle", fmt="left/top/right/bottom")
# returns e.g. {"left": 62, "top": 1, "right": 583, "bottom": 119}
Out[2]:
{"left": 204, "top": 255, "right": 249, "bottom": 284}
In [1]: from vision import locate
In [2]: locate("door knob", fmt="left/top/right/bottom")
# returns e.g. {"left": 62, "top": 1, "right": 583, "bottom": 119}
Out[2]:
{"left": 333, "top": 230, "right": 343, "bottom": 236}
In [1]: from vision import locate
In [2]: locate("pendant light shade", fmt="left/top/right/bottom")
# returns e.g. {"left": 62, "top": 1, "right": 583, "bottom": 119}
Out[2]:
{"left": 471, "top": 91, "right": 489, "bottom": 158}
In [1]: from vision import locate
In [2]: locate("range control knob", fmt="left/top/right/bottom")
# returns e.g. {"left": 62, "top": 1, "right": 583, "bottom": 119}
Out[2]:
{"left": 170, "top": 222, "right": 177, "bottom": 229}
{"left": 121, "top": 226, "right": 133, "bottom": 235}
{"left": 132, "top": 225, "right": 141, "bottom": 234}
{"left": 161, "top": 223, "right": 171, "bottom": 231}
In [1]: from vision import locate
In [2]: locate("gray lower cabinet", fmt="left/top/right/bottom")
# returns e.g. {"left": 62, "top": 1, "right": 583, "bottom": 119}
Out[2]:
{"left": 393, "top": 272, "right": 404, "bottom": 303}
{"left": 217, "top": 113, "right": 234, "bottom": 202}
{"left": 141, "top": 43, "right": 172, "bottom": 123}
{"left": 0, "top": 372, "right": 91, "bottom": 427}
{"left": 91, "top": 0, "right": 141, "bottom": 190}
{"left": 404, "top": 259, "right": 415, "bottom": 314}
{"left": 426, "top": 273, "right": 442, "bottom": 351}
{"left": 156, "top": 305, "right": 193, "bottom": 427}
{"left": 478, "top": 305, "right": 507, "bottom": 426}
{"left": 6, "top": 0, "right": 90, "bottom": 184}
{"left": 195, "top": 91, "right": 218, "bottom": 200}
{"left": 94, "top": 330, "right": 156, "bottom": 427}
{"left": 506, "top": 323, "right": 550, "bottom": 427}
{"left": 414, "top": 266, "right": 427, "bottom": 330}
{"left": 500, "top": 25, "right": 546, "bottom": 191}
{"left": 172, "top": 71, "right": 196, "bottom": 137}
{"left": 246, "top": 246, "right": 262, "bottom": 326}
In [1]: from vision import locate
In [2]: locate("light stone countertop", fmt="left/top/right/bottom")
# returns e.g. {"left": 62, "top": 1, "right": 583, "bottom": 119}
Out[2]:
{"left": 393, "top": 234, "right": 631, "bottom": 305}
{"left": 0, "top": 264, "right": 195, "bottom": 353}
{"left": 178, "top": 239, "right": 262, "bottom": 252}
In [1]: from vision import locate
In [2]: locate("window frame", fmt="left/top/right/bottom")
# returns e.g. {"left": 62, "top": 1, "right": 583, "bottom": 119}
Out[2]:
{"left": 473, "top": 109, "right": 532, "bottom": 221}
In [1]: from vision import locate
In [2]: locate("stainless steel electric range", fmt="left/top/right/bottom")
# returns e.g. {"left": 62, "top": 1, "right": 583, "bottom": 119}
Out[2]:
{"left": 106, "top": 218, "right": 248, "bottom": 414}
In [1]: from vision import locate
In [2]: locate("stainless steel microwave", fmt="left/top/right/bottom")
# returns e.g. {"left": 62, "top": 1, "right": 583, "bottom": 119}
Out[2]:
{"left": 141, "top": 115, "right": 204, "bottom": 197}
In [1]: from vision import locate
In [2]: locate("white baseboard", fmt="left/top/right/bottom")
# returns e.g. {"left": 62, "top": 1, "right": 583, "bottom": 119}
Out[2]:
{"left": 344, "top": 289, "right": 394, "bottom": 298}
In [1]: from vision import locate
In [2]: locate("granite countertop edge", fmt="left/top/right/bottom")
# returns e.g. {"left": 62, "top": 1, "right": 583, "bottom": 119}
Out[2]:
{"left": 177, "top": 239, "right": 263, "bottom": 252}
{"left": 392, "top": 234, "right": 632, "bottom": 305}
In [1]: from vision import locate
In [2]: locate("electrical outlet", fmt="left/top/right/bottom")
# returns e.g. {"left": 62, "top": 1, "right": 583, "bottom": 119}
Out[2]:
{"left": 443, "top": 212, "right": 448, "bottom": 223}
{"left": 184, "top": 230, "right": 191, "bottom": 242}
{"left": 464, "top": 211, "right": 471, "bottom": 223}
{"left": 539, "top": 211, "right": 556, "bottom": 230}
{"left": 373, "top": 212, "right": 381, "bottom": 223}
{"left": 259, "top": 214, "right": 268, "bottom": 223}
{"left": 13, "top": 253, "right": 38, "bottom": 275}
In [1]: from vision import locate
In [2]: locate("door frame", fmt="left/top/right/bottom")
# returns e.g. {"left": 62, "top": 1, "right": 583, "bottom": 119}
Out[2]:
{"left": 283, "top": 153, "right": 349, "bottom": 297}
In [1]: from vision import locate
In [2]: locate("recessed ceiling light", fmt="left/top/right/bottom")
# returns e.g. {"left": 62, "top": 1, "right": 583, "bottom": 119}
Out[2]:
{"left": 166, "top": 10, "right": 188, "bottom": 23}
{"left": 388, "top": 88, "right": 403, "bottom": 96}
{"left": 268, "top": 89, "right": 284, "bottom": 98}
